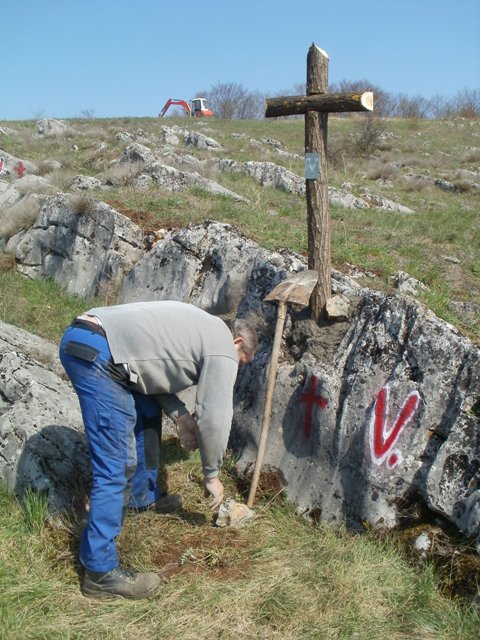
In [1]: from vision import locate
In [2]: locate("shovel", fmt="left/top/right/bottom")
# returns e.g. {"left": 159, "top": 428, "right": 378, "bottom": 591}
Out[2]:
{"left": 246, "top": 270, "right": 318, "bottom": 508}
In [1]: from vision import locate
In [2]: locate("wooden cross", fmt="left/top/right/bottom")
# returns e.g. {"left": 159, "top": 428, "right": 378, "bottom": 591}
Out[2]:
{"left": 265, "top": 44, "right": 373, "bottom": 320}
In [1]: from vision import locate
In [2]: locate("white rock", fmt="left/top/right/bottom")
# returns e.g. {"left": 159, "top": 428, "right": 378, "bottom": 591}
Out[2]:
{"left": 215, "top": 499, "right": 255, "bottom": 528}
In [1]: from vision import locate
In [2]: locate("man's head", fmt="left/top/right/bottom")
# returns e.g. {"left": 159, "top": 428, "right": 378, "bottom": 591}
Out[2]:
{"left": 224, "top": 318, "right": 258, "bottom": 365}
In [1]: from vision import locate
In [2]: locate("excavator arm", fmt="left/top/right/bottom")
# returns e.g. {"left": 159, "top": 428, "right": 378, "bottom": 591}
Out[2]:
{"left": 159, "top": 99, "right": 191, "bottom": 117}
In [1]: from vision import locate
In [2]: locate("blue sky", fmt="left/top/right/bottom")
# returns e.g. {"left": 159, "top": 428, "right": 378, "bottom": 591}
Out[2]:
{"left": 2, "top": 0, "right": 479, "bottom": 120}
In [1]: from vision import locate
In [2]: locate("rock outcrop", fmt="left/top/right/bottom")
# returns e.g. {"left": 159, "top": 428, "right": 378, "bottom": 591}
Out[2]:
{"left": 135, "top": 161, "right": 248, "bottom": 202}
{"left": 35, "top": 118, "right": 72, "bottom": 138}
{"left": 0, "top": 124, "right": 478, "bottom": 550}
{"left": 6, "top": 193, "right": 145, "bottom": 297}
{"left": 0, "top": 321, "right": 88, "bottom": 510}
{"left": 2, "top": 210, "right": 479, "bottom": 551}
{"left": 233, "top": 290, "right": 480, "bottom": 547}
{"left": 216, "top": 158, "right": 414, "bottom": 212}
{"left": 0, "top": 149, "right": 38, "bottom": 176}
{"left": 117, "top": 220, "right": 305, "bottom": 314}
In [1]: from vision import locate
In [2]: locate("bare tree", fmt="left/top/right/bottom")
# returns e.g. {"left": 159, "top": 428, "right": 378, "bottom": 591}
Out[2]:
{"left": 329, "top": 79, "right": 391, "bottom": 116}
{"left": 200, "top": 82, "right": 264, "bottom": 119}
{"left": 208, "top": 78, "right": 480, "bottom": 123}
{"left": 427, "top": 94, "right": 456, "bottom": 119}
{"left": 391, "top": 93, "right": 428, "bottom": 120}
{"left": 454, "top": 88, "right": 480, "bottom": 118}
{"left": 80, "top": 108, "right": 95, "bottom": 119}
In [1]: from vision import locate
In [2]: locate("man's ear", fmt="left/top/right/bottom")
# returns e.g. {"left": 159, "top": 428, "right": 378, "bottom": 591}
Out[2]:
{"left": 233, "top": 337, "right": 244, "bottom": 347}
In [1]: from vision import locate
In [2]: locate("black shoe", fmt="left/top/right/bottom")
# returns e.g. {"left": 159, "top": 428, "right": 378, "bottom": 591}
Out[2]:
{"left": 82, "top": 566, "right": 161, "bottom": 600}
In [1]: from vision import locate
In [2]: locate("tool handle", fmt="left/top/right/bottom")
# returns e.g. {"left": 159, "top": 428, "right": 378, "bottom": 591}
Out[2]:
{"left": 247, "top": 301, "right": 287, "bottom": 508}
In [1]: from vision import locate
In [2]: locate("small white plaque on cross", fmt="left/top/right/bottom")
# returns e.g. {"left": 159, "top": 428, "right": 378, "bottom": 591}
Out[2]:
{"left": 305, "top": 153, "right": 320, "bottom": 179}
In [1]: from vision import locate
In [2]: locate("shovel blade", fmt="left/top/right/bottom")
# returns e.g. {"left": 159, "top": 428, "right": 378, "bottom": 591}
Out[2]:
{"left": 264, "top": 269, "right": 318, "bottom": 307}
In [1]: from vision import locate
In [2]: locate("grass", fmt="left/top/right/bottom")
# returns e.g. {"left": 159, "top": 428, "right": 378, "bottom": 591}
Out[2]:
{"left": 0, "top": 115, "right": 479, "bottom": 637}
{"left": 1, "top": 450, "right": 479, "bottom": 640}
{"left": 1, "top": 116, "right": 479, "bottom": 344}
{"left": 0, "top": 269, "right": 104, "bottom": 341}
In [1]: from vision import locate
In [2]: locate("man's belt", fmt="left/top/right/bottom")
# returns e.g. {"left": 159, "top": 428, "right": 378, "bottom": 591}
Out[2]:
{"left": 71, "top": 317, "right": 106, "bottom": 337}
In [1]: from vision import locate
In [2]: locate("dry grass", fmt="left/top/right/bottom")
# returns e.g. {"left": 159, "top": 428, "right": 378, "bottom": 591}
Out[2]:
{"left": 1, "top": 445, "right": 479, "bottom": 640}
{"left": 0, "top": 195, "right": 43, "bottom": 240}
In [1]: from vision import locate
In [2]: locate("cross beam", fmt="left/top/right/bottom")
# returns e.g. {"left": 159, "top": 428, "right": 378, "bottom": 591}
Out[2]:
{"left": 265, "top": 44, "right": 374, "bottom": 320}
{"left": 265, "top": 92, "right": 373, "bottom": 118}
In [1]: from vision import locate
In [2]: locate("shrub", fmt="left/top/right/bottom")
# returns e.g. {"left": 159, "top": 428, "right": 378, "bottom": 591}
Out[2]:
{"left": 70, "top": 193, "right": 95, "bottom": 215}
{"left": 354, "top": 113, "right": 387, "bottom": 154}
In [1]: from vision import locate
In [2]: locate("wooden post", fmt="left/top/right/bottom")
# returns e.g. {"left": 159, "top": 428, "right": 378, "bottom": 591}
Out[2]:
{"left": 306, "top": 44, "right": 329, "bottom": 320}
{"left": 264, "top": 44, "right": 374, "bottom": 322}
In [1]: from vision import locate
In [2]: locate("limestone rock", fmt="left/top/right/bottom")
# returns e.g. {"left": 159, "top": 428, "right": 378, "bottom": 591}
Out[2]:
{"left": 35, "top": 118, "right": 70, "bottom": 137}
{"left": 216, "top": 158, "right": 396, "bottom": 210}
{"left": 115, "top": 131, "right": 134, "bottom": 142}
{"left": 184, "top": 131, "right": 223, "bottom": 151}
{"left": 136, "top": 161, "right": 248, "bottom": 202}
{"left": 69, "top": 175, "right": 105, "bottom": 191}
{"left": 242, "top": 160, "right": 305, "bottom": 195}
{"left": 232, "top": 291, "right": 480, "bottom": 548}
{"left": 435, "top": 178, "right": 458, "bottom": 192}
{"left": 0, "top": 175, "right": 55, "bottom": 210}
{"left": 1, "top": 163, "right": 478, "bottom": 551}
{"left": 0, "top": 149, "right": 38, "bottom": 176}
{"left": 117, "top": 220, "right": 305, "bottom": 315}
{"left": 41, "top": 160, "right": 63, "bottom": 172}
{"left": 215, "top": 499, "right": 255, "bottom": 528}
{"left": 361, "top": 192, "right": 415, "bottom": 214}
{"left": 0, "top": 126, "right": 17, "bottom": 136}
{"left": 329, "top": 187, "right": 370, "bottom": 210}
{"left": 395, "top": 271, "right": 428, "bottom": 296}
{"left": 159, "top": 151, "right": 207, "bottom": 173}
{"left": 0, "top": 321, "right": 87, "bottom": 510}
{"left": 325, "top": 294, "right": 350, "bottom": 321}
{"left": 119, "top": 143, "right": 156, "bottom": 165}
{"left": 161, "top": 126, "right": 181, "bottom": 146}
{"left": 7, "top": 193, "right": 144, "bottom": 297}
{"left": 0, "top": 176, "right": 57, "bottom": 245}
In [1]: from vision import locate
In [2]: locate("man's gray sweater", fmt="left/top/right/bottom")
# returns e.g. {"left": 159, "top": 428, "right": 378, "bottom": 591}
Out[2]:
{"left": 87, "top": 301, "right": 239, "bottom": 478}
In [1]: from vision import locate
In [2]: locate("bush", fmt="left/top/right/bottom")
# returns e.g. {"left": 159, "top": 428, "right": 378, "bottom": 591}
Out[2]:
{"left": 354, "top": 113, "right": 387, "bottom": 154}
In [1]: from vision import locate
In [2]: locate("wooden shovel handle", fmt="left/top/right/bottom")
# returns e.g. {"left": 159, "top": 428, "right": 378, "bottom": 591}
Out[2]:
{"left": 247, "top": 300, "right": 287, "bottom": 508}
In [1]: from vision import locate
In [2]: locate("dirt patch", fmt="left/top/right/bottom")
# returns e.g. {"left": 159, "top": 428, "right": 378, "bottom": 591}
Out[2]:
{"left": 105, "top": 199, "right": 158, "bottom": 231}
{"left": 288, "top": 297, "right": 361, "bottom": 364}
{"left": 152, "top": 524, "right": 252, "bottom": 582}
{"left": 233, "top": 464, "right": 286, "bottom": 503}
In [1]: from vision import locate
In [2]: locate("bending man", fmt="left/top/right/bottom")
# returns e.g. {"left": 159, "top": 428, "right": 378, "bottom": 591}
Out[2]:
{"left": 59, "top": 300, "right": 257, "bottom": 600}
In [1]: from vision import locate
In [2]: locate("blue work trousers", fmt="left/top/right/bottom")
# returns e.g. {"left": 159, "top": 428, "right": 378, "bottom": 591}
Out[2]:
{"left": 59, "top": 324, "right": 162, "bottom": 572}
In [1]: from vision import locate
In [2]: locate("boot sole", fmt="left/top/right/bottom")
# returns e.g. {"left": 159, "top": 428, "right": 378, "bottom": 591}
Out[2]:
{"left": 82, "top": 583, "right": 161, "bottom": 600}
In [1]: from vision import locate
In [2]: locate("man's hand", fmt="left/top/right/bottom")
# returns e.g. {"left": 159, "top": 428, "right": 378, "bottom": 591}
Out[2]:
{"left": 176, "top": 414, "right": 199, "bottom": 452}
{"left": 204, "top": 476, "right": 224, "bottom": 511}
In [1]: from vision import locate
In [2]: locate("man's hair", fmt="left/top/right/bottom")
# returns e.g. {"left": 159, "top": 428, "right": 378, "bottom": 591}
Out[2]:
{"left": 223, "top": 317, "right": 258, "bottom": 359}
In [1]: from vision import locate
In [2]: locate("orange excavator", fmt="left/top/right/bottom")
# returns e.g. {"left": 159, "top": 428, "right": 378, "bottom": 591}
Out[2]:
{"left": 159, "top": 97, "right": 214, "bottom": 118}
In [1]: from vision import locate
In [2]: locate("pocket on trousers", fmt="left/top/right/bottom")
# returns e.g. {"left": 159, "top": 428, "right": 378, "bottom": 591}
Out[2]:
{"left": 97, "top": 411, "right": 122, "bottom": 458}
{"left": 64, "top": 341, "right": 100, "bottom": 363}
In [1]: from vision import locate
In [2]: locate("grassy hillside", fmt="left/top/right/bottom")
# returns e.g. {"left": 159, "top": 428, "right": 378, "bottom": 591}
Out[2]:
{"left": 0, "top": 114, "right": 479, "bottom": 342}
{"left": 0, "top": 116, "right": 480, "bottom": 637}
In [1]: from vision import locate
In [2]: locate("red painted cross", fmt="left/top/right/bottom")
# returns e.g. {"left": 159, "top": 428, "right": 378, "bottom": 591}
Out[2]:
{"left": 300, "top": 375, "right": 328, "bottom": 439}
{"left": 14, "top": 162, "right": 26, "bottom": 178}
